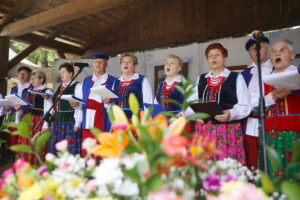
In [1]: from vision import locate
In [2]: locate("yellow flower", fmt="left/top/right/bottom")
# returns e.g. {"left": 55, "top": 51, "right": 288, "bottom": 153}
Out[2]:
{"left": 18, "top": 180, "right": 57, "bottom": 200}
{"left": 112, "top": 105, "right": 129, "bottom": 125}
{"left": 92, "top": 131, "right": 129, "bottom": 157}
{"left": 220, "top": 181, "right": 243, "bottom": 194}
{"left": 169, "top": 116, "right": 186, "bottom": 135}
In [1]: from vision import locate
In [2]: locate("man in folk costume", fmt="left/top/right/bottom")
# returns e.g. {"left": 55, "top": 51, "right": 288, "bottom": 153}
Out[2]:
{"left": 264, "top": 39, "right": 300, "bottom": 181}
{"left": 74, "top": 52, "right": 117, "bottom": 157}
{"left": 241, "top": 36, "right": 273, "bottom": 169}
{"left": 4, "top": 66, "right": 32, "bottom": 160}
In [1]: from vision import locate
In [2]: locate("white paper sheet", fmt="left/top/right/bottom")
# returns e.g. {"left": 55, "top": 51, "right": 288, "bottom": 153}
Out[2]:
{"left": 60, "top": 95, "right": 86, "bottom": 104}
{"left": 0, "top": 99, "right": 14, "bottom": 106}
{"left": 28, "top": 89, "right": 53, "bottom": 96}
{"left": 5, "top": 94, "right": 31, "bottom": 106}
{"left": 90, "top": 86, "right": 119, "bottom": 98}
{"left": 263, "top": 70, "right": 300, "bottom": 90}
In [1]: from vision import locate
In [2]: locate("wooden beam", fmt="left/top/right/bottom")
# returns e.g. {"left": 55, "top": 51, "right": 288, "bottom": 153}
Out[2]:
{"left": 0, "top": 37, "right": 9, "bottom": 95}
{"left": 45, "top": 19, "right": 80, "bottom": 40}
{"left": 8, "top": 44, "right": 39, "bottom": 69}
{"left": 0, "top": 0, "right": 37, "bottom": 26}
{"left": 0, "top": 0, "right": 126, "bottom": 37}
{"left": 16, "top": 34, "right": 84, "bottom": 55}
{"left": 84, "top": 0, "right": 163, "bottom": 50}
{"left": 56, "top": 50, "right": 66, "bottom": 59}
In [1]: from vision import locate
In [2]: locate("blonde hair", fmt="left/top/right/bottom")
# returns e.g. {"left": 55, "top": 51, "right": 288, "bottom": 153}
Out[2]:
{"left": 164, "top": 54, "right": 183, "bottom": 67}
{"left": 31, "top": 70, "right": 47, "bottom": 84}
{"left": 120, "top": 53, "right": 138, "bottom": 65}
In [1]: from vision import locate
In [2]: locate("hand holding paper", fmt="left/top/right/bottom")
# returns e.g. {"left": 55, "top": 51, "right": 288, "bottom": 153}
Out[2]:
{"left": 60, "top": 95, "right": 86, "bottom": 104}
{"left": 0, "top": 94, "right": 31, "bottom": 106}
{"left": 28, "top": 89, "right": 54, "bottom": 97}
{"left": 91, "top": 86, "right": 119, "bottom": 99}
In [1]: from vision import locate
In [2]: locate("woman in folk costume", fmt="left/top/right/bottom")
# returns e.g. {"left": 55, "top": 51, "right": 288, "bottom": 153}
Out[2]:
{"left": 154, "top": 54, "right": 184, "bottom": 115}
{"left": 113, "top": 53, "right": 153, "bottom": 118}
{"left": 187, "top": 43, "right": 251, "bottom": 164}
{"left": 17, "top": 71, "right": 53, "bottom": 165}
{"left": 49, "top": 63, "right": 82, "bottom": 155}
{"left": 265, "top": 39, "right": 300, "bottom": 181}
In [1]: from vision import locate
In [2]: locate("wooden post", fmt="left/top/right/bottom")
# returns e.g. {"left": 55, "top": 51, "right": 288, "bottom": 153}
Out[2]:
{"left": 0, "top": 37, "right": 9, "bottom": 96}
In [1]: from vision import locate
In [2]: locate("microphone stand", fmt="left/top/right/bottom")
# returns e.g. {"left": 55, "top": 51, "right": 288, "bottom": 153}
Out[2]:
{"left": 255, "top": 41, "right": 269, "bottom": 175}
{"left": 32, "top": 67, "right": 84, "bottom": 133}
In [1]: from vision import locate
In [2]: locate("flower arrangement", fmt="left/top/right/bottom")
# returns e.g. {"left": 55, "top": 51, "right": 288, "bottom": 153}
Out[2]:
{"left": 2, "top": 78, "right": 297, "bottom": 200}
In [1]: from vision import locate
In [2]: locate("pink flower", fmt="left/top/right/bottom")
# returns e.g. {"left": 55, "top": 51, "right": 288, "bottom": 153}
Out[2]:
{"left": 43, "top": 195, "right": 54, "bottom": 200}
{"left": 45, "top": 153, "right": 55, "bottom": 162}
{"left": 162, "top": 135, "right": 188, "bottom": 157}
{"left": 37, "top": 166, "right": 47, "bottom": 176}
{"left": 203, "top": 174, "right": 221, "bottom": 191}
{"left": 149, "top": 189, "right": 183, "bottom": 200}
{"left": 13, "top": 159, "right": 27, "bottom": 171}
{"left": 3, "top": 168, "right": 14, "bottom": 178}
{"left": 112, "top": 124, "right": 128, "bottom": 131}
{"left": 0, "top": 179, "right": 5, "bottom": 189}
{"left": 84, "top": 180, "right": 95, "bottom": 193}
{"left": 55, "top": 140, "right": 68, "bottom": 151}
{"left": 59, "top": 163, "right": 70, "bottom": 169}
{"left": 87, "top": 158, "right": 96, "bottom": 167}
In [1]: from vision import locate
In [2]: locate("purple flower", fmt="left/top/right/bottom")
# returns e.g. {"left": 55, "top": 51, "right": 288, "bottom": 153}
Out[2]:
{"left": 203, "top": 174, "right": 221, "bottom": 191}
{"left": 3, "top": 168, "right": 14, "bottom": 178}
{"left": 37, "top": 165, "right": 48, "bottom": 176}
{"left": 222, "top": 175, "right": 238, "bottom": 183}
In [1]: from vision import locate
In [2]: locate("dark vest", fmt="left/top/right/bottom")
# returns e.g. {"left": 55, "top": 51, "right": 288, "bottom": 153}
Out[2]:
{"left": 28, "top": 88, "right": 48, "bottom": 117}
{"left": 198, "top": 72, "right": 238, "bottom": 110}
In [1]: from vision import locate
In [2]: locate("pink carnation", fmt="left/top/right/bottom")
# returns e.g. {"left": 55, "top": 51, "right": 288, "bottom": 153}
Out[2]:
{"left": 149, "top": 189, "right": 183, "bottom": 200}
{"left": 112, "top": 124, "right": 128, "bottom": 131}
{"left": 162, "top": 135, "right": 188, "bottom": 157}
{"left": 55, "top": 140, "right": 68, "bottom": 151}
{"left": 3, "top": 168, "right": 14, "bottom": 178}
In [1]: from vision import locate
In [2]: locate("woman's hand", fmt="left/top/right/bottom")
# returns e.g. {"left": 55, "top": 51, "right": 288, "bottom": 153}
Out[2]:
{"left": 74, "top": 126, "right": 81, "bottom": 133}
{"left": 42, "top": 94, "right": 50, "bottom": 100}
{"left": 4, "top": 104, "right": 11, "bottom": 111}
{"left": 69, "top": 101, "right": 79, "bottom": 108}
{"left": 215, "top": 110, "right": 230, "bottom": 123}
{"left": 102, "top": 98, "right": 111, "bottom": 104}
{"left": 14, "top": 104, "right": 22, "bottom": 111}
{"left": 272, "top": 88, "right": 292, "bottom": 100}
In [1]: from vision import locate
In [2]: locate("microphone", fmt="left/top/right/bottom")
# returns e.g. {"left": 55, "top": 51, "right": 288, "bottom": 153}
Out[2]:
{"left": 0, "top": 76, "right": 10, "bottom": 82}
{"left": 71, "top": 62, "right": 89, "bottom": 68}
{"left": 250, "top": 30, "right": 265, "bottom": 41}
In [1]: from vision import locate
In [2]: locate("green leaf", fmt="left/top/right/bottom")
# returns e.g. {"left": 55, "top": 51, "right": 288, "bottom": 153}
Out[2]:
{"left": 129, "top": 93, "right": 139, "bottom": 115}
{"left": 16, "top": 120, "right": 30, "bottom": 139}
{"left": 146, "top": 174, "right": 164, "bottom": 193}
{"left": 89, "top": 128, "right": 101, "bottom": 138}
{"left": 259, "top": 171, "right": 275, "bottom": 194}
{"left": 10, "top": 144, "right": 33, "bottom": 153}
{"left": 175, "top": 85, "right": 185, "bottom": 95}
{"left": 187, "top": 113, "right": 209, "bottom": 122}
{"left": 183, "top": 89, "right": 195, "bottom": 100}
{"left": 125, "top": 144, "right": 142, "bottom": 154}
{"left": 266, "top": 146, "right": 280, "bottom": 172}
{"left": 291, "top": 142, "right": 300, "bottom": 163}
{"left": 160, "top": 111, "right": 176, "bottom": 118}
{"left": 132, "top": 115, "right": 139, "bottom": 127}
{"left": 281, "top": 181, "right": 300, "bottom": 200}
{"left": 34, "top": 131, "right": 51, "bottom": 151}
{"left": 123, "top": 165, "right": 142, "bottom": 184}
{"left": 163, "top": 99, "right": 181, "bottom": 107}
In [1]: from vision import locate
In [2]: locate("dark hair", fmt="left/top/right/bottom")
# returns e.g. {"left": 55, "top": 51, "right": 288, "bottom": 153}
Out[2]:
{"left": 59, "top": 62, "right": 74, "bottom": 75}
{"left": 205, "top": 43, "right": 228, "bottom": 58}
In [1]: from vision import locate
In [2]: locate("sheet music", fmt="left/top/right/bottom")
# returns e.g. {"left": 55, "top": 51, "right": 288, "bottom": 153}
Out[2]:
{"left": 28, "top": 89, "right": 53, "bottom": 96}
{"left": 60, "top": 95, "right": 86, "bottom": 104}
{"left": 90, "top": 86, "right": 119, "bottom": 98}
{"left": 5, "top": 94, "right": 31, "bottom": 106}
{"left": 263, "top": 70, "right": 300, "bottom": 90}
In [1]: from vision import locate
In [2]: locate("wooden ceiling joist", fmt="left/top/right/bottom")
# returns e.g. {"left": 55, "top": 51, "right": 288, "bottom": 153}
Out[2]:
{"left": 8, "top": 44, "right": 39, "bottom": 69}
{"left": 17, "top": 34, "right": 84, "bottom": 55}
{"left": 0, "top": 0, "right": 126, "bottom": 37}
{"left": 84, "top": 0, "right": 163, "bottom": 50}
{"left": 0, "top": 0, "right": 37, "bottom": 26}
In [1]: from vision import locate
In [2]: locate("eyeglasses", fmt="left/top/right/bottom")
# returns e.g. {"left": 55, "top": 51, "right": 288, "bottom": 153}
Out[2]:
{"left": 121, "top": 61, "right": 134, "bottom": 65}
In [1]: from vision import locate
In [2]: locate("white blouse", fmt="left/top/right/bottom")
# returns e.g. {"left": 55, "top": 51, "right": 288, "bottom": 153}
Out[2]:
{"left": 185, "top": 68, "right": 251, "bottom": 122}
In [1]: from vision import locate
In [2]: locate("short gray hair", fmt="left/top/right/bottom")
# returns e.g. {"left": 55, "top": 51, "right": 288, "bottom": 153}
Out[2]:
{"left": 31, "top": 70, "right": 47, "bottom": 84}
